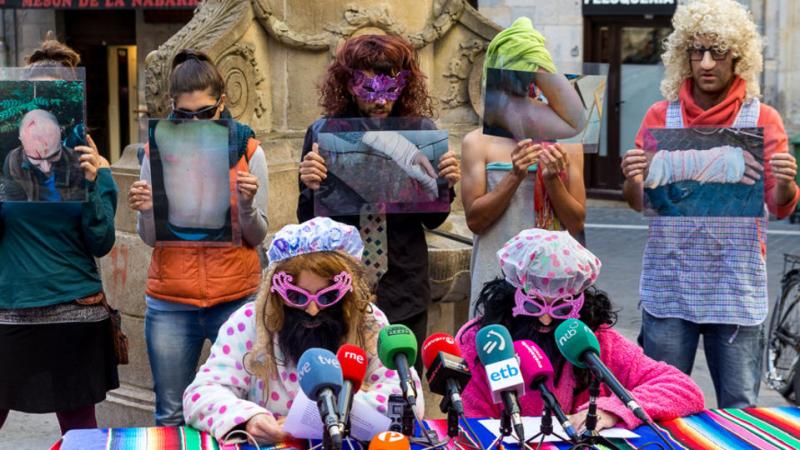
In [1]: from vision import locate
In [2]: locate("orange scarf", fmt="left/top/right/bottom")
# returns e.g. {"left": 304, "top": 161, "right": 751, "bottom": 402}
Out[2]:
{"left": 679, "top": 76, "right": 747, "bottom": 127}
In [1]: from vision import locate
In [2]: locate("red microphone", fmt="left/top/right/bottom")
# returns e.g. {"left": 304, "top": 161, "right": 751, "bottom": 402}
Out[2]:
{"left": 336, "top": 344, "right": 368, "bottom": 436}
{"left": 421, "top": 333, "right": 470, "bottom": 415}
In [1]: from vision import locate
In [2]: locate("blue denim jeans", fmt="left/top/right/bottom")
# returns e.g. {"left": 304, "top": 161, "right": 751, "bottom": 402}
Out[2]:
{"left": 144, "top": 298, "right": 250, "bottom": 426}
{"left": 641, "top": 309, "right": 764, "bottom": 408}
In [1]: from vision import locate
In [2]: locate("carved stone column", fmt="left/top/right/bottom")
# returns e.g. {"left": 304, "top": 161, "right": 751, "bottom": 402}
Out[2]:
{"left": 99, "top": 0, "right": 500, "bottom": 426}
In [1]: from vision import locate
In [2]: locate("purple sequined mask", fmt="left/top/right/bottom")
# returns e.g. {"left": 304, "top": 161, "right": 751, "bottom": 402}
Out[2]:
{"left": 350, "top": 70, "right": 410, "bottom": 103}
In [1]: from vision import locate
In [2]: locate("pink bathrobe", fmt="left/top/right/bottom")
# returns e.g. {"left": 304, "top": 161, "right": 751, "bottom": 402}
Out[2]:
{"left": 456, "top": 319, "right": 705, "bottom": 429}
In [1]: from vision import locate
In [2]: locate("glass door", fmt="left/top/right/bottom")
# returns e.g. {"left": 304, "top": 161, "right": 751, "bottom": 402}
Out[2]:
{"left": 584, "top": 17, "right": 672, "bottom": 196}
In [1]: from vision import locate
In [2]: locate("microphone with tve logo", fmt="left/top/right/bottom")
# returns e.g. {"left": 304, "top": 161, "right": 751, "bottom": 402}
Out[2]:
{"left": 368, "top": 431, "right": 411, "bottom": 450}
{"left": 336, "top": 344, "right": 368, "bottom": 438}
{"left": 475, "top": 324, "right": 526, "bottom": 443}
{"left": 514, "top": 340, "right": 577, "bottom": 442}
{"left": 297, "top": 348, "right": 343, "bottom": 450}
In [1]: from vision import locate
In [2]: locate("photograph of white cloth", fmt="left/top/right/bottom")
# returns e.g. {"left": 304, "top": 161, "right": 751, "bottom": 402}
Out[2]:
{"left": 361, "top": 130, "right": 439, "bottom": 197}
{"left": 644, "top": 145, "right": 746, "bottom": 189}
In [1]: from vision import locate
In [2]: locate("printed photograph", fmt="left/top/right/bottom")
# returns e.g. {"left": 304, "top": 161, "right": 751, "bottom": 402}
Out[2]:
{"left": 641, "top": 127, "right": 765, "bottom": 217}
{"left": 0, "top": 75, "right": 87, "bottom": 202}
{"left": 148, "top": 119, "right": 237, "bottom": 244}
{"left": 315, "top": 127, "right": 451, "bottom": 216}
{"left": 482, "top": 68, "right": 607, "bottom": 153}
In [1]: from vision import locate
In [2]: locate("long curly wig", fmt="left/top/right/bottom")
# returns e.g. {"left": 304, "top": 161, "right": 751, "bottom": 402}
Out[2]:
{"left": 466, "top": 279, "right": 617, "bottom": 396}
{"left": 245, "top": 251, "right": 379, "bottom": 393}
{"left": 660, "top": 0, "right": 763, "bottom": 101}
{"left": 319, "top": 34, "right": 434, "bottom": 118}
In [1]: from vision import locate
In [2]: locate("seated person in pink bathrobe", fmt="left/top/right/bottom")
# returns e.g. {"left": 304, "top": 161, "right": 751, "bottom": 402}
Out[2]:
{"left": 456, "top": 229, "right": 704, "bottom": 432}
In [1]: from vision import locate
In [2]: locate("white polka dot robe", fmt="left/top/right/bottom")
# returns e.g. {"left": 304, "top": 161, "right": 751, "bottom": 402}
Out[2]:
{"left": 183, "top": 301, "right": 425, "bottom": 442}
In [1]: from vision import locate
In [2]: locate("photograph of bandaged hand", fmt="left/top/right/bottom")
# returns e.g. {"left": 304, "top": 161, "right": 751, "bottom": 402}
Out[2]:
{"left": 148, "top": 119, "right": 237, "bottom": 244}
{"left": 314, "top": 129, "right": 450, "bottom": 216}
{"left": 482, "top": 68, "right": 606, "bottom": 152}
{"left": 641, "top": 127, "right": 765, "bottom": 217}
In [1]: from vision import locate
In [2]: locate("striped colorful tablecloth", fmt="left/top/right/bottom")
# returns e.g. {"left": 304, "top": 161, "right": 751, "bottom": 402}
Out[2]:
{"left": 57, "top": 406, "right": 800, "bottom": 450}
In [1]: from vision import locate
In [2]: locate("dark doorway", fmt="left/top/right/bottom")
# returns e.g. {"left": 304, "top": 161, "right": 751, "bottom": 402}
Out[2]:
{"left": 584, "top": 16, "right": 672, "bottom": 197}
{"left": 62, "top": 10, "right": 136, "bottom": 161}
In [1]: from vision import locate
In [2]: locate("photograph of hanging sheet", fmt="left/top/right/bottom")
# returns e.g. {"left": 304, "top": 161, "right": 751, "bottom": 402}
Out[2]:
{"left": 641, "top": 127, "right": 765, "bottom": 217}
{"left": 148, "top": 119, "right": 240, "bottom": 245}
{"left": 482, "top": 67, "right": 607, "bottom": 153}
{"left": 315, "top": 128, "right": 450, "bottom": 216}
{"left": 0, "top": 67, "right": 87, "bottom": 202}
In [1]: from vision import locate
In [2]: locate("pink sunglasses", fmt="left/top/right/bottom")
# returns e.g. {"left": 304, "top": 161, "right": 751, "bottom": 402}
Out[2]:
{"left": 271, "top": 271, "right": 353, "bottom": 310}
{"left": 511, "top": 288, "right": 584, "bottom": 319}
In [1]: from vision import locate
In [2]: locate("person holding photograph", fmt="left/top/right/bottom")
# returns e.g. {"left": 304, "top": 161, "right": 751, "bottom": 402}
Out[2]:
{"left": 183, "top": 218, "right": 424, "bottom": 443}
{"left": 0, "top": 38, "right": 119, "bottom": 434}
{"left": 127, "top": 49, "right": 269, "bottom": 426}
{"left": 460, "top": 18, "right": 586, "bottom": 311}
{"left": 620, "top": 0, "right": 799, "bottom": 407}
{"left": 297, "top": 34, "right": 460, "bottom": 371}
{"left": 2, "top": 109, "right": 85, "bottom": 201}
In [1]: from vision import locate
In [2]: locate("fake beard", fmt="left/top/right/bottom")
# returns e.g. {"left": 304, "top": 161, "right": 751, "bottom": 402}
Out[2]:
{"left": 277, "top": 304, "right": 349, "bottom": 367}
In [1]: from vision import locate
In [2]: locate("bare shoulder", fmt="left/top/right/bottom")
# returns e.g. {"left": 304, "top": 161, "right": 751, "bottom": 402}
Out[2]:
{"left": 461, "top": 128, "right": 490, "bottom": 160}
{"left": 462, "top": 128, "right": 486, "bottom": 149}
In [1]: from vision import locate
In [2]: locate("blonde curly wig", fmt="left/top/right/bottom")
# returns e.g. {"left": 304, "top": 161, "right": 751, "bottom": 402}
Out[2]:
{"left": 244, "top": 251, "right": 379, "bottom": 396}
{"left": 660, "top": 0, "right": 763, "bottom": 101}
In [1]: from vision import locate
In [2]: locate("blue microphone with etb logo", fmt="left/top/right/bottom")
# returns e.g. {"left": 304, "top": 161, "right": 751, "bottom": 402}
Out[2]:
{"left": 475, "top": 324, "right": 526, "bottom": 443}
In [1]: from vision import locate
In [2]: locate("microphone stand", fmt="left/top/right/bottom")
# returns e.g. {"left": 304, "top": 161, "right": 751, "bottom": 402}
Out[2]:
{"left": 487, "top": 408, "right": 530, "bottom": 450}
{"left": 584, "top": 377, "right": 600, "bottom": 438}
{"left": 571, "top": 377, "right": 620, "bottom": 450}
{"left": 526, "top": 405, "right": 571, "bottom": 449}
{"left": 322, "top": 424, "right": 343, "bottom": 450}
{"left": 439, "top": 393, "right": 486, "bottom": 450}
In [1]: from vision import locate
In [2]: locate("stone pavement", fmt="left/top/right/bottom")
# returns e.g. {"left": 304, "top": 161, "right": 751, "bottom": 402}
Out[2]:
{"left": 3, "top": 202, "right": 799, "bottom": 449}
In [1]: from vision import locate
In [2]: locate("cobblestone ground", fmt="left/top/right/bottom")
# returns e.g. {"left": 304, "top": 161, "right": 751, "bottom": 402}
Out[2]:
{"left": 3, "top": 203, "right": 799, "bottom": 449}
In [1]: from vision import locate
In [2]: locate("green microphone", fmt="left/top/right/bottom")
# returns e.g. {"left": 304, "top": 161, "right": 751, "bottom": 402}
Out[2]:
{"left": 378, "top": 324, "right": 418, "bottom": 406}
{"left": 555, "top": 318, "right": 649, "bottom": 423}
{"left": 554, "top": 318, "right": 600, "bottom": 368}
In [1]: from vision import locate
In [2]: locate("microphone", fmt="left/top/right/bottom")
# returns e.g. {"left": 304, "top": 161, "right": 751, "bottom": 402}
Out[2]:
{"left": 368, "top": 431, "right": 411, "bottom": 450}
{"left": 297, "top": 348, "right": 344, "bottom": 449}
{"left": 475, "top": 324, "right": 526, "bottom": 443}
{"left": 378, "top": 324, "right": 419, "bottom": 407}
{"left": 336, "top": 344, "right": 368, "bottom": 437}
{"left": 421, "top": 333, "right": 471, "bottom": 416}
{"left": 514, "top": 340, "right": 577, "bottom": 441}
{"left": 555, "top": 319, "right": 649, "bottom": 424}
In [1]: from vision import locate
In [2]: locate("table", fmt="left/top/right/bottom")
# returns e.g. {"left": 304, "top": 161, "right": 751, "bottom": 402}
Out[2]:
{"left": 55, "top": 406, "right": 800, "bottom": 450}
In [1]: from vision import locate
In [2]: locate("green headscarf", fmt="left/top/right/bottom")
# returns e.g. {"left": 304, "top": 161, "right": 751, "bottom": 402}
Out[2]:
{"left": 485, "top": 17, "right": 557, "bottom": 75}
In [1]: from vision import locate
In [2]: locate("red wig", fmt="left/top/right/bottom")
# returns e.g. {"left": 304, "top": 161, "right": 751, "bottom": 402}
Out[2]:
{"left": 319, "top": 34, "right": 435, "bottom": 118}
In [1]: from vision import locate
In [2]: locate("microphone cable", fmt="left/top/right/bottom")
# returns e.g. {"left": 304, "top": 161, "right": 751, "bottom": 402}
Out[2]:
{"left": 457, "top": 412, "right": 487, "bottom": 450}
{"left": 645, "top": 420, "right": 676, "bottom": 450}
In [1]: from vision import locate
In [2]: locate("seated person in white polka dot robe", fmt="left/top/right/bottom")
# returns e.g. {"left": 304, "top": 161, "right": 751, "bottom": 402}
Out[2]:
{"left": 183, "top": 217, "right": 425, "bottom": 443}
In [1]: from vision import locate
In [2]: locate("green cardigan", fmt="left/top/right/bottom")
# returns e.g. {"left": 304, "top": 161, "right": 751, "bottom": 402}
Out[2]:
{"left": 0, "top": 168, "right": 118, "bottom": 309}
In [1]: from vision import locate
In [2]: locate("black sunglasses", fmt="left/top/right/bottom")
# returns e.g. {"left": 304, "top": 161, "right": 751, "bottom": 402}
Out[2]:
{"left": 688, "top": 46, "right": 729, "bottom": 62}
{"left": 172, "top": 97, "right": 222, "bottom": 120}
